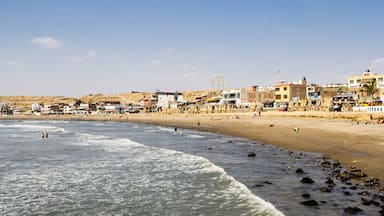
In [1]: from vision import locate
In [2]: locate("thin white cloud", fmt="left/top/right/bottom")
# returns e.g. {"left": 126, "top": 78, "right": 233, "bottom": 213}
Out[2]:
{"left": 149, "top": 59, "right": 164, "bottom": 65}
{"left": 31, "top": 37, "right": 63, "bottom": 49}
{"left": 372, "top": 57, "right": 384, "bottom": 64}
{"left": 65, "top": 56, "right": 83, "bottom": 64}
{"left": 86, "top": 50, "right": 98, "bottom": 58}
{"left": 163, "top": 46, "right": 175, "bottom": 53}
{"left": 182, "top": 63, "right": 198, "bottom": 77}
{"left": 8, "top": 60, "right": 18, "bottom": 66}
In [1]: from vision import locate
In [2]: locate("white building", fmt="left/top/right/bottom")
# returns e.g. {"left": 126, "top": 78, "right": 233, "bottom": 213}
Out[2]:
{"left": 63, "top": 104, "right": 76, "bottom": 114}
{"left": 221, "top": 88, "right": 248, "bottom": 106}
{"left": 155, "top": 92, "right": 184, "bottom": 110}
{"left": 31, "top": 103, "right": 41, "bottom": 112}
{"left": 348, "top": 69, "right": 384, "bottom": 101}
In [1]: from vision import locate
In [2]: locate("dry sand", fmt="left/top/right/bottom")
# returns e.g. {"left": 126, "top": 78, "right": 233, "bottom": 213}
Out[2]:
{"left": 2, "top": 111, "right": 384, "bottom": 180}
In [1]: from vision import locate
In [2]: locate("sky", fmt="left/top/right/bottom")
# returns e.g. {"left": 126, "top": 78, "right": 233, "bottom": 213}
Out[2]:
{"left": 1, "top": 0, "right": 384, "bottom": 96}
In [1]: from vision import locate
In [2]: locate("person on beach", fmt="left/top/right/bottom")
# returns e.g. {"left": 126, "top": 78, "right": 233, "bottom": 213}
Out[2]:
{"left": 41, "top": 132, "right": 48, "bottom": 138}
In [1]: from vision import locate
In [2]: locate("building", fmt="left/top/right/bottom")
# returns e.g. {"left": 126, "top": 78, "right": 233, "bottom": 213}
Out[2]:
{"left": 348, "top": 69, "right": 384, "bottom": 101}
{"left": 153, "top": 91, "right": 184, "bottom": 111}
{"left": 306, "top": 84, "right": 322, "bottom": 106}
{"left": 221, "top": 88, "right": 248, "bottom": 106}
{"left": 274, "top": 78, "right": 307, "bottom": 104}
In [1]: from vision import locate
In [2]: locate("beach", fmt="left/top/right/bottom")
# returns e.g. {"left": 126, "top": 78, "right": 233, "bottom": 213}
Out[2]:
{"left": 2, "top": 111, "right": 384, "bottom": 180}
{"left": 126, "top": 111, "right": 384, "bottom": 180}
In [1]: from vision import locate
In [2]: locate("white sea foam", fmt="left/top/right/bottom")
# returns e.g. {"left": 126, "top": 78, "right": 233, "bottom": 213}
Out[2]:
{"left": 82, "top": 134, "right": 284, "bottom": 215}
{"left": 0, "top": 123, "right": 66, "bottom": 133}
{"left": 186, "top": 134, "right": 205, "bottom": 139}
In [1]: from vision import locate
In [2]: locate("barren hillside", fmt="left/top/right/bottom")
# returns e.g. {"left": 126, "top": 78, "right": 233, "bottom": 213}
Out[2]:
{"left": 0, "top": 89, "right": 217, "bottom": 110}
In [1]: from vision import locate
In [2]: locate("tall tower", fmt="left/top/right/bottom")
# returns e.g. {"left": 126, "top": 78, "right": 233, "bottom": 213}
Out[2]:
{"left": 210, "top": 75, "right": 224, "bottom": 91}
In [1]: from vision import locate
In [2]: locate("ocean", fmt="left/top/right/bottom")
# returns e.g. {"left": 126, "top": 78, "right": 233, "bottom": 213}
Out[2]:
{"left": 0, "top": 120, "right": 382, "bottom": 215}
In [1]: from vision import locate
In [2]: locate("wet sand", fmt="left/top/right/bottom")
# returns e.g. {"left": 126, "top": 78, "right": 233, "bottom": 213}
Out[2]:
{"left": 2, "top": 111, "right": 384, "bottom": 180}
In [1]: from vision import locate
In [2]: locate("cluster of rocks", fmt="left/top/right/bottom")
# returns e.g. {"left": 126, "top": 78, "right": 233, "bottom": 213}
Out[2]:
{"left": 296, "top": 159, "right": 384, "bottom": 215}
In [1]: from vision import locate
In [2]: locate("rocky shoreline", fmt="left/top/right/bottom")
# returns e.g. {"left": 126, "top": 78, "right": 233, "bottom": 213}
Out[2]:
{"left": 296, "top": 156, "right": 384, "bottom": 215}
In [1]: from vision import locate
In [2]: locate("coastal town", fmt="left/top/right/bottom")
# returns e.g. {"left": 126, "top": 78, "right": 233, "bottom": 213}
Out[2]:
{"left": 1, "top": 69, "right": 383, "bottom": 116}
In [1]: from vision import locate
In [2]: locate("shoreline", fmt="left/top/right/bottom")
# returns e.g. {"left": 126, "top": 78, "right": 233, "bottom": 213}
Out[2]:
{"left": 1, "top": 111, "right": 384, "bottom": 181}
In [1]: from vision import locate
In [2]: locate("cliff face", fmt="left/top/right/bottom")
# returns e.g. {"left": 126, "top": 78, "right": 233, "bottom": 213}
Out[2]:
{"left": 0, "top": 90, "right": 213, "bottom": 110}
{"left": 0, "top": 96, "right": 77, "bottom": 110}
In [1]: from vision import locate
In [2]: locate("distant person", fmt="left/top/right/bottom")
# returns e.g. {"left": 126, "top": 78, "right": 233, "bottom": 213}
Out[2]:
{"left": 174, "top": 127, "right": 177, "bottom": 132}
{"left": 41, "top": 132, "right": 48, "bottom": 138}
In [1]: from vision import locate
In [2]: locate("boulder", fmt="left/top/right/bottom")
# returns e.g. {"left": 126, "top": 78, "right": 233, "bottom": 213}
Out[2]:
{"left": 295, "top": 168, "right": 305, "bottom": 174}
{"left": 344, "top": 207, "right": 362, "bottom": 214}
{"left": 319, "top": 187, "right": 332, "bottom": 193}
{"left": 300, "top": 200, "right": 319, "bottom": 206}
{"left": 301, "top": 177, "right": 315, "bottom": 184}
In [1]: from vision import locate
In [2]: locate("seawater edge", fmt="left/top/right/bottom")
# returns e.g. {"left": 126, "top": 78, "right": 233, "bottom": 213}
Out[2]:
{"left": 1, "top": 111, "right": 384, "bottom": 181}
{"left": 1, "top": 113, "right": 384, "bottom": 215}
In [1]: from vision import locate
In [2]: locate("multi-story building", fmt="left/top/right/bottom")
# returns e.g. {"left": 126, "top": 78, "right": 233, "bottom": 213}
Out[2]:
{"left": 248, "top": 86, "right": 275, "bottom": 105}
{"left": 221, "top": 88, "right": 248, "bottom": 106}
{"left": 348, "top": 69, "right": 384, "bottom": 100}
{"left": 153, "top": 91, "right": 184, "bottom": 111}
{"left": 274, "top": 78, "right": 307, "bottom": 104}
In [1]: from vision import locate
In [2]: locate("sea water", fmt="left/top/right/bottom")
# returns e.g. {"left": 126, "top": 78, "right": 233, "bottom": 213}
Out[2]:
{"left": 0, "top": 120, "right": 381, "bottom": 215}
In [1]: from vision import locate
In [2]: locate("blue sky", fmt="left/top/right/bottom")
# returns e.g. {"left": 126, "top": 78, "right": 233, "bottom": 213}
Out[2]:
{"left": 1, "top": 0, "right": 384, "bottom": 96}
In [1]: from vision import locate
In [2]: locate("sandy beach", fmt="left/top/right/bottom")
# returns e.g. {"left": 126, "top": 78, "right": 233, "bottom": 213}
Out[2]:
{"left": 2, "top": 111, "right": 384, "bottom": 181}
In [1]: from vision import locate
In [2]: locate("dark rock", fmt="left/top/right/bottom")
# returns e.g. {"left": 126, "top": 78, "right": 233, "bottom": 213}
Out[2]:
{"left": 372, "top": 200, "right": 381, "bottom": 206}
{"left": 361, "top": 198, "right": 372, "bottom": 206}
{"left": 357, "top": 191, "right": 371, "bottom": 196}
{"left": 365, "top": 178, "right": 380, "bottom": 186}
{"left": 319, "top": 187, "right": 332, "bottom": 193}
{"left": 321, "top": 161, "right": 332, "bottom": 168}
{"left": 302, "top": 193, "right": 311, "bottom": 199}
{"left": 320, "top": 201, "right": 327, "bottom": 204}
{"left": 300, "top": 200, "right": 319, "bottom": 206}
{"left": 262, "top": 181, "right": 273, "bottom": 185}
{"left": 324, "top": 178, "right": 335, "bottom": 186}
{"left": 207, "top": 147, "right": 213, "bottom": 150}
{"left": 252, "top": 184, "right": 264, "bottom": 188}
{"left": 350, "top": 186, "right": 358, "bottom": 190}
{"left": 344, "top": 191, "right": 352, "bottom": 196}
{"left": 248, "top": 152, "right": 256, "bottom": 157}
{"left": 344, "top": 207, "right": 362, "bottom": 214}
{"left": 228, "top": 140, "right": 233, "bottom": 143}
{"left": 301, "top": 177, "right": 315, "bottom": 184}
{"left": 332, "top": 161, "right": 341, "bottom": 169}
{"left": 295, "top": 168, "right": 305, "bottom": 174}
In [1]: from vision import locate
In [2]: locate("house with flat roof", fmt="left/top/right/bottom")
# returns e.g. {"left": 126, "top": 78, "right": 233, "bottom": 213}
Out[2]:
{"left": 221, "top": 88, "right": 248, "bottom": 106}
{"left": 274, "top": 78, "right": 307, "bottom": 104}
{"left": 348, "top": 69, "right": 384, "bottom": 101}
{"left": 153, "top": 91, "right": 184, "bottom": 111}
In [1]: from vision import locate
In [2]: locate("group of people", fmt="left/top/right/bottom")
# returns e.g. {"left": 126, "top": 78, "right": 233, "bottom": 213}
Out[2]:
{"left": 41, "top": 132, "right": 49, "bottom": 139}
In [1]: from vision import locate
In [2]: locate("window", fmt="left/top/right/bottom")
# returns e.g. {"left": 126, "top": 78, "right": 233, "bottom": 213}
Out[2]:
{"left": 275, "top": 88, "right": 280, "bottom": 91}
{"left": 378, "top": 77, "right": 383, "bottom": 82}
{"left": 349, "top": 80, "right": 354, "bottom": 84}
{"left": 283, "top": 87, "right": 287, "bottom": 91}
{"left": 276, "top": 95, "right": 281, "bottom": 99}
{"left": 357, "top": 79, "right": 361, "bottom": 83}
{"left": 283, "top": 95, "right": 288, "bottom": 99}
